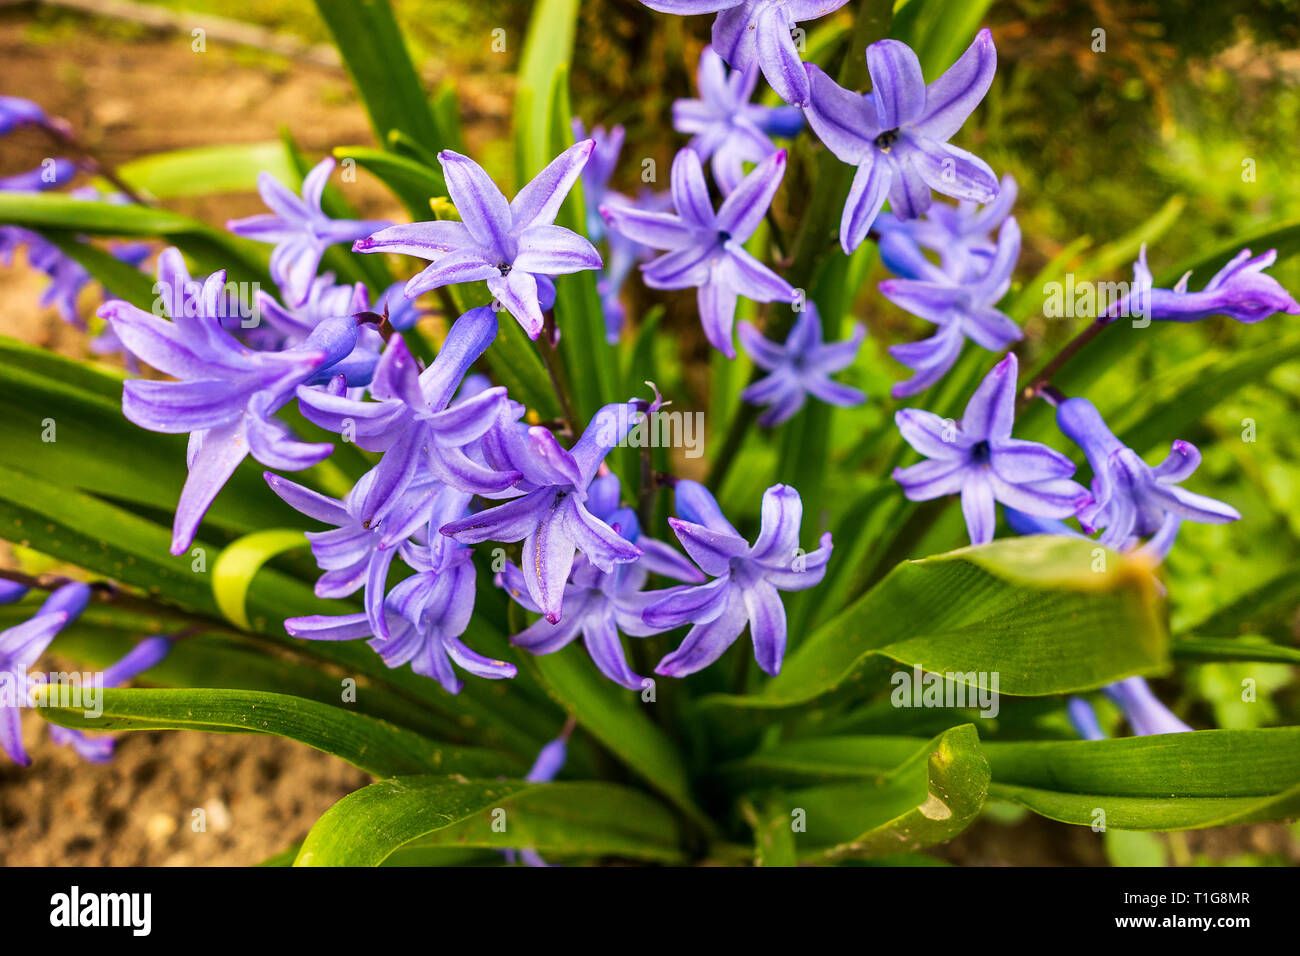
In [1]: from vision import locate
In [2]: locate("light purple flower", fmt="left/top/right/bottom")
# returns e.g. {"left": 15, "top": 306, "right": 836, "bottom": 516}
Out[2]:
{"left": 441, "top": 402, "right": 649, "bottom": 623}
{"left": 880, "top": 216, "right": 1023, "bottom": 397}
{"left": 600, "top": 147, "right": 794, "bottom": 358}
{"left": 498, "top": 473, "right": 701, "bottom": 688}
{"left": 1107, "top": 244, "right": 1300, "bottom": 325}
{"left": 892, "top": 353, "right": 1087, "bottom": 545}
{"left": 803, "top": 30, "right": 999, "bottom": 251}
{"left": 354, "top": 142, "right": 601, "bottom": 340}
{"left": 102, "top": 248, "right": 359, "bottom": 554}
{"left": 254, "top": 272, "right": 368, "bottom": 344}
{"left": 296, "top": 308, "right": 518, "bottom": 503}
{"left": 49, "top": 635, "right": 174, "bottom": 763}
{"left": 640, "top": 1, "right": 851, "bottom": 107}
{"left": 876, "top": 173, "right": 1017, "bottom": 281}
{"left": 1055, "top": 397, "right": 1239, "bottom": 560}
{"left": 227, "top": 158, "right": 389, "bottom": 307}
{"left": 738, "top": 302, "right": 864, "bottom": 425}
{"left": 1067, "top": 678, "right": 1192, "bottom": 740}
{"left": 674, "top": 46, "right": 803, "bottom": 194}
{"left": 0, "top": 582, "right": 90, "bottom": 766}
{"left": 374, "top": 280, "right": 422, "bottom": 331}
{"left": 0, "top": 95, "right": 50, "bottom": 135}
{"left": 643, "top": 481, "right": 832, "bottom": 677}
{"left": 285, "top": 484, "right": 515, "bottom": 693}
{"left": 0, "top": 158, "right": 77, "bottom": 192}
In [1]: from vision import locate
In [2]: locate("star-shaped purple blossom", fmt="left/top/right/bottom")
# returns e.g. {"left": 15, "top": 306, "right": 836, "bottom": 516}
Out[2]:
{"left": 880, "top": 216, "right": 1023, "bottom": 397}
{"left": 674, "top": 46, "right": 803, "bottom": 194}
{"left": 1055, "top": 396, "right": 1239, "bottom": 558}
{"left": 738, "top": 302, "right": 865, "bottom": 425}
{"left": 296, "top": 308, "right": 519, "bottom": 505}
{"left": 498, "top": 473, "right": 702, "bottom": 688}
{"left": 353, "top": 142, "right": 601, "bottom": 340}
{"left": 285, "top": 484, "right": 515, "bottom": 693}
{"left": 875, "top": 173, "right": 1018, "bottom": 281}
{"left": 102, "top": 248, "right": 362, "bottom": 554}
{"left": 641, "top": 1, "right": 851, "bottom": 107}
{"left": 600, "top": 147, "right": 794, "bottom": 358}
{"left": 1107, "top": 244, "right": 1300, "bottom": 325}
{"left": 227, "top": 158, "right": 389, "bottom": 308}
{"left": 804, "top": 30, "right": 999, "bottom": 252}
{"left": 643, "top": 481, "right": 832, "bottom": 677}
{"left": 254, "top": 272, "right": 367, "bottom": 344}
{"left": 893, "top": 353, "right": 1087, "bottom": 545}
{"left": 441, "top": 402, "right": 650, "bottom": 623}
{"left": 1, "top": 582, "right": 90, "bottom": 765}
{"left": 0, "top": 95, "right": 52, "bottom": 135}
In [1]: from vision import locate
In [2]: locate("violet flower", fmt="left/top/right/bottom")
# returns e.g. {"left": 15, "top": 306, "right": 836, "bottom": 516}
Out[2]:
{"left": 640, "top": 1, "right": 851, "bottom": 107}
{"left": 1107, "top": 244, "right": 1300, "bottom": 325}
{"left": 880, "top": 216, "right": 1023, "bottom": 397}
{"left": 0, "top": 158, "right": 77, "bottom": 192}
{"left": 674, "top": 46, "right": 803, "bottom": 194}
{"left": 102, "top": 248, "right": 360, "bottom": 554}
{"left": 643, "top": 481, "right": 832, "bottom": 677}
{"left": 498, "top": 474, "right": 701, "bottom": 688}
{"left": 254, "top": 272, "right": 368, "bottom": 344}
{"left": 1067, "top": 678, "right": 1193, "bottom": 740}
{"left": 375, "top": 280, "right": 422, "bottom": 331}
{"left": 296, "top": 309, "right": 518, "bottom": 503}
{"left": 0, "top": 95, "right": 50, "bottom": 135}
{"left": 1055, "top": 397, "right": 1239, "bottom": 559}
{"left": 738, "top": 302, "right": 865, "bottom": 425}
{"left": 875, "top": 173, "right": 1018, "bottom": 281}
{"left": 0, "top": 582, "right": 90, "bottom": 766}
{"left": 441, "top": 402, "right": 649, "bottom": 623}
{"left": 599, "top": 147, "right": 794, "bottom": 358}
{"left": 354, "top": 142, "right": 601, "bottom": 340}
{"left": 48, "top": 635, "right": 174, "bottom": 763}
{"left": 227, "top": 158, "right": 389, "bottom": 307}
{"left": 892, "top": 353, "right": 1087, "bottom": 545}
{"left": 803, "top": 30, "right": 999, "bottom": 252}
{"left": 286, "top": 485, "right": 515, "bottom": 693}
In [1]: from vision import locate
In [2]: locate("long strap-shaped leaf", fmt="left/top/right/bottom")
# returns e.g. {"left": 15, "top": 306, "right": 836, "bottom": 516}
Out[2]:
{"left": 33, "top": 687, "right": 518, "bottom": 779}
{"left": 294, "top": 777, "right": 686, "bottom": 865}
{"left": 702, "top": 535, "right": 1168, "bottom": 722}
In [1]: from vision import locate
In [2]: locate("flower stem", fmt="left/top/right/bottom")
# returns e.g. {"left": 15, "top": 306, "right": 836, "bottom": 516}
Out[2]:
{"left": 1018, "top": 317, "right": 1115, "bottom": 412}
{"left": 39, "top": 121, "right": 151, "bottom": 206}
{"left": 536, "top": 311, "right": 580, "bottom": 437}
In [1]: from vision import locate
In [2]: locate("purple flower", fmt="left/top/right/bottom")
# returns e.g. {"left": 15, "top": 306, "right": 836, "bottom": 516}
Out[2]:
{"left": 893, "top": 353, "right": 1087, "bottom": 545}
{"left": 880, "top": 216, "right": 1023, "bottom": 397}
{"left": 498, "top": 474, "right": 701, "bottom": 688}
{"left": 286, "top": 485, "right": 515, "bottom": 693}
{"left": 1067, "top": 678, "right": 1192, "bottom": 740}
{"left": 673, "top": 46, "right": 803, "bottom": 194}
{"left": 374, "top": 280, "right": 422, "bottom": 331}
{"left": 442, "top": 402, "right": 649, "bottom": 623}
{"left": 738, "top": 302, "right": 865, "bottom": 425}
{"left": 227, "top": 158, "right": 389, "bottom": 307}
{"left": 0, "top": 158, "right": 77, "bottom": 192}
{"left": 254, "top": 272, "right": 368, "bottom": 344}
{"left": 875, "top": 173, "right": 1018, "bottom": 281}
{"left": 0, "top": 580, "right": 28, "bottom": 604}
{"left": 0, "top": 95, "right": 50, "bottom": 135}
{"left": 803, "top": 30, "right": 999, "bottom": 252}
{"left": 354, "top": 142, "right": 601, "bottom": 340}
{"left": 102, "top": 248, "right": 359, "bottom": 554}
{"left": 49, "top": 635, "right": 174, "bottom": 763}
{"left": 1108, "top": 244, "right": 1300, "bottom": 325}
{"left": 0, "top": 582, "right": 90, "bottom": 766}
{"left": 600, "top": 148, "right": 794, "bottom": 358}
{"left": 640, "top": 1, "right": 851, "bottom": 107}
{"left": 643, "top": 481, "right": 832, "bottom": 678}
{"left": 296, "top": 308, "right": 518, "bottom": 502}
{"left": 1055, "top": 397, "right": 1239, "bottom": 560}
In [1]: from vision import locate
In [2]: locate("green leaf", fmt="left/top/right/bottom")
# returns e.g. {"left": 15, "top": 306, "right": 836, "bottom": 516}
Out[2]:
{"left": 741, "top": 798, "right": 799, "bottom": 867}
{"left": 523, "top": 645, "right": 710, "bottom": 831}
{"left": 212, "top": 529, "right": 314, "bottom": 631}
{"left": 515, "top": 0, "right": 579, "bottom": 179}
{"left": 332, "top": 144, "right": 446, "bottom": 221}
{"left": 984, "top": 729, "right": 1300, "bottom": 830}
{"left": 294, "top": 777, "right": 685, "bottom": 865}
{"left": 114, "top": 142, "right": 295, "bottom": 199}
{"left": 1172, "top": 635, "right": 1300, "bottom": 666}
{"left": 0, "top": 192, "right": 270, "bottom": 285}
{"left": 0, "top": 340, "right": 300, "bottom": 535}
{"left": 311, "top": 0, "right": 443, "bottom": 156}
{"left": 33, "top": 687, "right": 516, "bottom": 779}
{"left": 774, "top": 725, "right": 989, "bottom": 861}
{"left": 704, "top": 535, "right": 1168, "bottom": 717}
